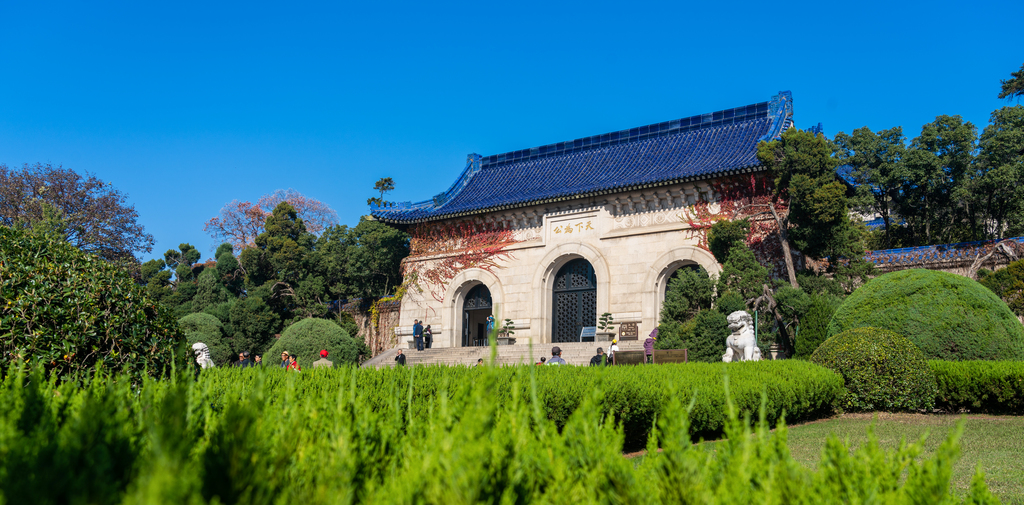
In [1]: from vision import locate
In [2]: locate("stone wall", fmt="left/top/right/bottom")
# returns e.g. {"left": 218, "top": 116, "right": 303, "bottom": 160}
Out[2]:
{"left": 334, "top": 299, "right": 401, "bottom": 356}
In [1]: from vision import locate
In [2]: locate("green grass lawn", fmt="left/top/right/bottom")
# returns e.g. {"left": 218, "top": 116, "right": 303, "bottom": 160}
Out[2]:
{"left": 628, "top": 413, "right": 1024, "bottom": 503}
{"left": 781, "top": 413, "right": 1024, "bottom": 504}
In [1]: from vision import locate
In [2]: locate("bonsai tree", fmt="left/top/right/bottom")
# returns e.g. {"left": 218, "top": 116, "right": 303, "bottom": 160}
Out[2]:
{"left": 500, "top": 319, "right": 516, "bottom": 338}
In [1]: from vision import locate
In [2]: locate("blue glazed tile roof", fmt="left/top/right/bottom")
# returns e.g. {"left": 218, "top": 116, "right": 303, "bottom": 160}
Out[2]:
{"left": 865, "top": 237, "right": 1024, "bottom": 266}
{"left": 372, "top": 91, "right": 794, "bottom": 224}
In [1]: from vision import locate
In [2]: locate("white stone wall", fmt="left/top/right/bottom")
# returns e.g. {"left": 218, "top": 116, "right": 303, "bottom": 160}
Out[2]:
{"left": 396, "top": 180, "right": 725, "bottom": 348}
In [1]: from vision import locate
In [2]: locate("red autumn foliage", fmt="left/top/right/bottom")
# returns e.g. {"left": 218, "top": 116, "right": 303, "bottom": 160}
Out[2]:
{"left": 682, "top": 174, "right": 796, "bottom": 278}
{"left": 405, "top": 220, "right": 520, "bottom": 302}
{"left": 204, "top": 189, "right": 339, "bottom": 251}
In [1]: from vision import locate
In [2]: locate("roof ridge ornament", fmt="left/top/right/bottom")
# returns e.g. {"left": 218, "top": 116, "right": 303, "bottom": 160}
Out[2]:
{"left": 431, "top": 153, "right": 482, "bottom": 208}
{"left": 759, "top": 90, "right": 793, "bottom": 143}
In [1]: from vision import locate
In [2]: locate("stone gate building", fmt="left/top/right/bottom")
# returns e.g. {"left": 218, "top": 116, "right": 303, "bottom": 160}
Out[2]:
{"left": 371, "top": 91, "right": 796, "bottom": 348}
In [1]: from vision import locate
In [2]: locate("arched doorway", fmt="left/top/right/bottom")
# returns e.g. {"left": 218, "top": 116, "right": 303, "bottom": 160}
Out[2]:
{"left": 663, "top": 263, "right": 702, "bottom": 296}
{"left": 462, "top": 284, "right": 492, "bottom": 347}
{"left": 552, "top": 258, "right": 597, "bottom": 343}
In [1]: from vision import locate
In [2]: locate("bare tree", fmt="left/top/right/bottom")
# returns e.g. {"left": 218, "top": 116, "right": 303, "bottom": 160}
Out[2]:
{"left": 0, "top": 163, "right": 154, "bottom": 261}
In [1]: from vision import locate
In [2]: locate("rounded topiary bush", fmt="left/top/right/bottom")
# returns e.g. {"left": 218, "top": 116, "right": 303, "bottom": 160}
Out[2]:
{"left": 0, "top": 226, "right": 184, "bottom": 381}
{"left": 178, "top": 313, "right": 233, "bottom": 366}
{"left": 811, "top": 327, "right": 937, "bottom": 411}
{"left": 828, "top": 269, "right": 1024, "bottom": 361}
{"left": 266, "top": 318, "right": 370, "bottom": 367}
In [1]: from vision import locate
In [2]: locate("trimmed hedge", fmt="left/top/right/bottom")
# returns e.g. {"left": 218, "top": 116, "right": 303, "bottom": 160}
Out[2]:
{"left": 267, "top": 318, "right": 369, "bottom": 367}
{"left": 811, "top": 327, "right": 937, "bottom": 411}
{"left": 0, "top": 226, "right": 184, "bottom": 382}
{"left": 0, "top": 364, "right": 995, "bottom": 504}
{"left": 828, "top": 269, "right": 1024, "bottom": 361}
{"left": 202, "top": 360, "right": 844, "bottom": 450}
{"left": 931, "top": 360, "right": 1024, "bottom": 414}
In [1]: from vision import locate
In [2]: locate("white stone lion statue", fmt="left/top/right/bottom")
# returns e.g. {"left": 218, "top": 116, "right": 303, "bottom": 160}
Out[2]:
{"left": 723, "top": 310, "right": 761, "bottom": 362}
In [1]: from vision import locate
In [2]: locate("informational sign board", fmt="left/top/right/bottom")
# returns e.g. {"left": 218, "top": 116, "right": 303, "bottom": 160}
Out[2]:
{"left": 579, "top": 326, "right": 597, "bottom": 342}
{"left": 612, "top": 350, "right": 645, "bottom": 365}
{"left": 654, "top": 349, "right": 689, "bottom": 364}
{"left": 618, "top": 322, "right": 639, "bottom": 340}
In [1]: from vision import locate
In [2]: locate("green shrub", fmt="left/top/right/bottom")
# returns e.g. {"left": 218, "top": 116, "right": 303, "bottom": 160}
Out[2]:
{"left": 0, "top": 363, "right": 996, "bottom": 504}
{"left": 978, "top": 258, "right": 1024, "bottom": 319}
{"left": 228, "top": 295, "right": 280, "bottom": 356}
{"left": 653, "top": 319, "right": 692, "bottom": 350}
{"left": 0, "top": 226, "right": 184, "bottom": 381}
{"left": 715, "top": 290, "right": 746, "bottom": 316}
{"left": 178, "top": 313, "right": 234, "bottom": 366}
{"left": 686, "top": 309, "right": 730, "bottom": 362}
{"left": 811, "top": 327, "right": 938, "bottom": 411}
{"left": 828, "top": 269, "right": 1024, "bottom": 361}
{"left": 662, "top": 266, "right": 715, "bottom": 321}
{"left": 930, "top": 360, "right": 1024, "bottom": 414}
{"left": 795, "top": 295, "right": 839, "bottom": 358}
{"left": 267, "top": 318, "right": 369, "bottom": 367}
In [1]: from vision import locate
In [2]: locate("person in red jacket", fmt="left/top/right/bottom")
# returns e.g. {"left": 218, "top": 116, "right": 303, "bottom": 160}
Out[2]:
{"left": 287, "top": 353, "right": 301, "bottom": 371}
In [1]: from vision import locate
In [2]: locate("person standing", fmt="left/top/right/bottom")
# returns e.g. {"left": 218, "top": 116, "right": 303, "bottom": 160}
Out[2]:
{"left": 253, "top": 355, "right": 262, "bottom": 366}
{"left": 236, "top": 352, "right": 252, "bottom": 368}
{"left": 547, "top": 346, "right": 567, "bottom": 365}
{"left": 485, "top": 315, "right": 495, "bottom": 337}
{"left": 287, "top": 354, "right": 301, "bottom": 371}
{"left": 607, "top": 339, "right": 620, "bottom": 365}
{"left": 280, "top": 351, "right": 291, "bottom": 368}
{"left": 644, "top": 328, "right": 658, "bottom": 364}
{"left": 424, "top": 325, "right": 433, "bottom": 349}
{"left": 413, "top": 319, "right": 424, "bottom": 351}
{"left": 589, "top": 347, "right": 607, "bottom": 366}
{"left": 394, "top": 349, "right": 407, "bottom": 366}
{"left": 313, "top": 349, "right": 333, "bottom": 368}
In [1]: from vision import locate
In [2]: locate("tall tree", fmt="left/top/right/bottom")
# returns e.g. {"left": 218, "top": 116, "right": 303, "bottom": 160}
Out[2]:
{"left": 204, "top": 189, "right": 338, "bottom": 251}
{"left": 999, "top": 63, "right": 1024, "bottom": 101}
{"left": 0, "top": 163, "right": 155, "bottom": 260}
{"left": 834, "top": 126, "right": 906, "bottom": 247}
{"left": 241, "top": 202, "right": 315, "bottom": 290}
{"left": 343, "top": 218, "right": 410, "bottom": 299}
{"left": 367, "top": 177, "right": 395, "bottom": 208}
{"left": 898, "top": 115, "right": 978, "bottom": 244}
{"left": 756, "top": 128, "right": 854, "bottom": 285}
{"left": 976, "top": 105, "right": 1024, "bottom": 237}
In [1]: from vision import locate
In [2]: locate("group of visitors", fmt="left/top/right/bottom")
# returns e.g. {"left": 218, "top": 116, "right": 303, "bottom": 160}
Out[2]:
{"left": 412, "top": 319, "right": 434, "bottom": 351}
{"left": 387, "top": 326, "right": 659, "bottom": 368}
{"left": 190, "top": 343, "right": 342, "bottom": 372}
{"left": 540, "top": 328, "right": 658, "bottom": 366}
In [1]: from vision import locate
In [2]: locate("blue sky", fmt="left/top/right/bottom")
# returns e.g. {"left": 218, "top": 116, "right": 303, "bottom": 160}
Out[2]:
{"left": 2, "top": 0, "right": 1022, "bottom": 262}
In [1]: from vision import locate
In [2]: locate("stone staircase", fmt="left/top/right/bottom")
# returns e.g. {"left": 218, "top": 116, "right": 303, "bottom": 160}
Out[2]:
{"left": 365, "top": 341, "right": 646, "bottom": 368}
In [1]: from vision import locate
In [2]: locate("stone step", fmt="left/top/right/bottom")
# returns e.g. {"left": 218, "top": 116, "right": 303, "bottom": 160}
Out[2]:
{"left": 371, "top": 341, "right": 645, "bottom": 368}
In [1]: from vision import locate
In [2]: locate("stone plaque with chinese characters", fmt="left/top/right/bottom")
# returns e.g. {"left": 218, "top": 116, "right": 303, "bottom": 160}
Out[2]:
{"left": 552, "top": 219, "right": 595, "bottom": 236}
{"left": 618, "top": 322, "right": 639, "bottom": 340}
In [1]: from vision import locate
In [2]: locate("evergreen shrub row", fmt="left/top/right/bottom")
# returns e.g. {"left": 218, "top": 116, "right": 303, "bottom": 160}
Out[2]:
{"left": 0, "top": 364, "right": 996, "bottom": 504}
{"left": 197, "top": 360, "right": 843, "bottom": 449}
{"left": 931, "top": 360, "right": 1024, "bottom": 414}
